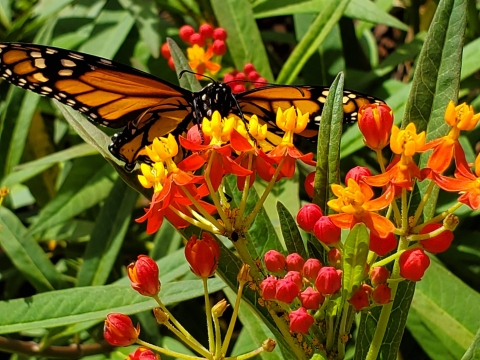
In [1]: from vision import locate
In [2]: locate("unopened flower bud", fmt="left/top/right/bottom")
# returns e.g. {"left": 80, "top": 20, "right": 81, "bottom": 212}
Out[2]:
{"left": 313, "top": 216, "right": 341, "bottom": 245}
{"left": 244, "top": 63, "right": 255, "bottom": 73}
{"left": 275, "top": 279, "right": 299, "bottom": 303}
{"left": 299, "top": 286, "right": 324, "bottom": 310}
{"left": 303, "top": 258, "right": 322, "bottom": 282}
{"left": 316, "top": 267, "right": 341, "bottom": 296}
{"left": 289, "top": 307, "right": 314, "bottom": 334}
{"left": 304, "top": 171, "right": 315, "bottom": 198}
{"left": 419, "top": 223, "right": 454, "bottom": 254}
{"left": 345, "top": 166, "right": 372, "bottom": 184}
{"left": 285, "top": 253, "right": 305, "bottom": 272}
{"left": 260, "top": 276, "right": 278, "bottom": 300}
{"left": 238, "top": 264, "right": 252, "bottom": 283}
{"left": 443, "top": 214, "right": 459, "bottom": 231}
{"left": 264, "top": 250, "right": 286, "bottom": 272}
{"left": 370, "top": 232, "right": 397, "bottom": 256}
{"left": 328, "top": 248, "right": 342, "bottom": 268}
{"left": 104, "top": 313, "right": 140, "bottom": 346}
{"left": 213, "top": 27, "right": 227, "bottom": 40}
{"left": 284, "top": 271, "right": 303, "bottom": 289}
{"left": 372, "top": 284, "right": 391, "bottom": 304}
{"left": 349, "top": 284, "right": 372, "bottom": 312}
{"left": 212, "top": 299, "right": 229, "bottom": 317}
{"left": 199, "top": 23, "right": 213, "bottom": 38}
{"left": 160, "top": 42, "right": 171, "bottom": 59}
{"left": 212, "top": 40, "right": 227, "bottom": 55}
{"left": 296, "top": 204, "right": 323, "bottom": 232}
{"left": 185, "top": 233, "right": 220, "bottom": 278}
{"left": 262, "top": 338, "right": 276, "bottom": 352}
{"left": 189, "top": 33, "right": 204, "bottom": 46}
{"left": 358, "top": 104, "right": 394, "bottom": 150}
{"left": 370, "top": 266, "right": 390, "bottom": 286}
{"left": 153, "top": 308, "right": 169, "bottom": 324}
{"left": 399, "top": 249, "right": 430, "bottom": 281}
{"left": 179, "top": 25, "right": 195, "bottom": 42}
{"left": 127, "top": 255, "right": 160, "bottom": 297}
{"left": 128, "top": 347, "right": 158, "bottom": 360}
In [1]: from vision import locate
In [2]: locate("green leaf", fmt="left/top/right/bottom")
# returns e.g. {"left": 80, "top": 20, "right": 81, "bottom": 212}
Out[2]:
{"left": 0, "top": 207, "right": 66, "bottom": 292}
{"left": 211, "top": 0, "right": 273, "bottom": 81}
{"left": 76, "top": 178, "right": 138, "bottom": 286}
{"left": 277, "top": 201, "right": 307, "bottom": 259}
{"left": 167, "top": 38, "right": 202, "bottom": 91}
{"left": 342, "top": 223, "right": 369, "bottom": 297}
{"left": 276, "top": 0, "right": 350, "bottom": 84}
{"left": 461, "top": 37, "right": 480, "bottom": 80}
{"left": 0, "top": 280, "right": 225, "bottom": 335}
{"left": 118, "top": 0, "right": 161, "bottom": 58}
{"left": 28, "top": 157, "right": 116, "bottom": 235}
{"left": 462, "top": 327, "right": 480, "bottom": 360}
{"left": 313, "top": 73, "right": 344, "bottom": 213}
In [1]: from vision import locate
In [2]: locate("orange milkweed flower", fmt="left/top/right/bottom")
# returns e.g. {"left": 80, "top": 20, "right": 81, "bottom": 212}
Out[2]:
{"left": 327, "top": 178, "right": 395, "bottom": 237}
{"left": 357, "top": 103, "right": 394, "bottom": 150}
{"left": 187, "top": 44, "right": 221, "bottom": 78}
{"left": 422, "top": 101, "right": 480, "bottom": 173}
{"left": 185, "top": 232, "right": 221, "bottom": 278}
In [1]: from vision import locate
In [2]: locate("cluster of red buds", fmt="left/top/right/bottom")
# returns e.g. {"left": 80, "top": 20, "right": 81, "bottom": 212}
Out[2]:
{"left": 223, "top": 63, "right": 268, "bottom": 93}
{"left": 260, "top": 250, "right": 342, "bottom": 334}
{"left": 161, "top": 24, "right": 227, "bottom": 71}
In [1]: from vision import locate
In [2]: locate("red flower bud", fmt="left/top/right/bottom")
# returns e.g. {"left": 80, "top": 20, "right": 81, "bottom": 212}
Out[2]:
{"left": 299, "top": 286, "right": 324, "bottom": 310}
{"left": 399, "top": 249, "right": 430, "bottom": 281}
{"left": 370, "top": 266, "right": 390, "bottom": 286}
{"left": 127, "top": 255, "right": 160, "bottom": 297}
{"left": 289, "top": 307, "right": 314, "bottom": 334}
{"left": 349, "top": 284, "right": 372, "bottom": 311}
{"left": 235, "top": 72, "right": 246, "bottom": 81}
{"left": 297, "top": 203, "right": 323, "bottom": 232}
{"left": 128, "top": 347, "right": 158, "bottom": 360}
{"left": 315, "top": 266, "right": 341, "bottom": 296}
{"left": 264, "top": 249, "right": 286, "bottom": 272}
{"left": 284, "top": 271, "right": 303, "bottom": 289}
{"left": 304, "top": 171, "right": 315, "bottom": 198}
{"left": 189, "top": 33, "right": 204, "bottom": 46}
{"left": 247, "top": 70, "right": 260, "bottom": 81}
{"left": 285, "top": 253, "right": 305, "bottom": 272}
{"left": 260, "top": 276, "right": 278, "bottom": 300}
{"left": 167, "top": 57, "right": 175, "bottom": 70}
{"left": 213, "top": 27, "right": 227, "bottom": 40}
{"left": 199, "top": 23, "right": 214, "bottom": 38}
{"left": 212, "top": 40, "right": 226, "bottom": 55}
{"left": 104, "top": 313, "right": 140, "bottom": 346}
{"left": 358, "top": 103, "right": 394, "bottom": 150}
{"left": 345, "top": 166, "right": 372, "bottom": 184}
{"left": 313, "top": 216, "right": 341, "bottom": 245}
{"left": 328, "top": 248, "right": 342, "bottom": 268}
{"left": 372, "top": 284, "right": 391, "bottom": 304}
{"left": 244, "top": 63, "right": 255, "bottom": 73}
{"left": 223, "top": 73, "right": 235, "bottom": 83}
{"left": 179, "top": 25, "right": 195, "bottom": 42}
{"left": 185, "top": 233, "right": 220, "bottom": 278}
{"left": 160, "top": 42, "right": 171, "bottom": 59}
{"left": 370, "top": 232, "right": 397, "bottom": 256}
{"left": 303, "top": 258, "right": 322, "bottom": 282}
{"left": 232, "top": 84, "right": 246, "bottom": 93}
{"left": 419, "top": 223, "right": 454, "bottom": 254}
{"left": 255, "top": 77, "right": 268, "bottom": 87}
{"left": 275, "top": 278, "right": 299, "bottom": 303}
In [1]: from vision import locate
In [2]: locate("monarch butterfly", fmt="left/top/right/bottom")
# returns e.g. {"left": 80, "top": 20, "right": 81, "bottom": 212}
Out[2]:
{"left": 0, "top": 42, "right": 384, "bottom": 171}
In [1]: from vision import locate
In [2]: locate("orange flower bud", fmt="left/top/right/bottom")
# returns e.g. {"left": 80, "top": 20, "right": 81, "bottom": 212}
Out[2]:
{"left": 289, "top": 307, "right": 314, "bottom": 334}
{"left": 104, "top": 313, "right": 140, "bottom": 346}
{"left": 185, "top": 233, "right": 220, "bottom": 278}
{"left": 358, "top": 104, "right": 394, "bottom": 150}
{"left": 370, "top": 266, "right": 390, "bottom": 286}
{"left": 127, "top": 255, "right": 160, "bottom": 297}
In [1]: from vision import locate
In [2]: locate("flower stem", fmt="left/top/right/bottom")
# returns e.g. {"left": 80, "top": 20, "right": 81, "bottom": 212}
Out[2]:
{"left": 221, "top": 279, "right": 245, "bottom": 354}
{"left": 411, "top": 179, "right": 435, "bottom": 227}
{"left": 169, "top": 205, "right": 220, "bottom": 233}
{"left": 411, "top": 202, "right": 463, "bottom": 233}
{"left": 235, "top": 153, "right": 254, "bottom": 230}
{"left": 203, "top": 278, "right": 216, "bottom": 354}
{"left": 136, "top": 339, "right": 208, "bottom": 360}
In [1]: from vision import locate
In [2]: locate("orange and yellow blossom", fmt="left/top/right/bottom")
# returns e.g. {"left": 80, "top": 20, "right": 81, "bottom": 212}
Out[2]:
{"left": 422, "top": 101, "right": 480, "bottom": 173}
{"left": 187, "top": 44, "right": 221, "bottom": 78}
{"left": 364, "top": 122, "right": 425, "bottom": 190}
{"left": 328, "top": 178, "right": 395, "bottom": 238}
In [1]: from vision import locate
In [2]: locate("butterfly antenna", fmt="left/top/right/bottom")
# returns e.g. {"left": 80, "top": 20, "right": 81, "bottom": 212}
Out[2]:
{"left": 178, "top": 70, "right": 216, "bottom": 83}
{"left": 224, "top": 79, "right": 305, "bottom": 96}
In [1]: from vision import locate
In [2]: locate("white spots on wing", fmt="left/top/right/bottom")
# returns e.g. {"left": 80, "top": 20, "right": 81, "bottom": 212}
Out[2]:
{"left": 61, "top": 59, "right": 76, "bottom": 67}
{"left": 322, "top": 90, "right": 329, "bottom": 96}
{"left": 69, "top": 53, "right": 84, "bottom": 60}
{"left": 342, "top": 96, "right": 349, "bottom": 104}
{"left": 35, "top": 58, "right": 46, "bottom": 69}
{"left": 46, "top": 48, "right": 57, "bottom": 54}
{"left": 59, "top": 69, "right": 73, "bottom": 76}
{"left": 18, "top": 78, "right": 27, "bottom": 86}
{"left": 79, "top": 106, "right": 89, "bottom": 112}
{"left": 99, "top": 58, "right": 112, "bottom": 65}
{"left": 201, "top": 94, "right": 207, "bottom": 101}
{"left": 317, "top": 96, "right": 326, "bottom": 103}
{"left": 90, "top": 113, "right": 98, "bottom": 119}
{"left": 54, "top": 95, "right": 61, "bottom": 100}
{"left": 41, "top": 86, "right": 52, "bottom": 92}
{"left": 4, "top": 68, "right": 12, "bottom": 76}
{"left": 348, "top": 93, "right": 356, "bottom": 99}
{"left": 314, "top": 115, "right": 322, "bottom": 121}
{"left": 66, "top": 99, "right": 76, "bottom": 106}
{"left": 30, "top": 51, "right": 42, "bottom": 58}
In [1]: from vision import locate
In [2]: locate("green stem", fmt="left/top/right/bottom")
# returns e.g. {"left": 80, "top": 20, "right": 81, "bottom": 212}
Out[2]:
{"left": 411, "top": 180, "right": 435, "bottom": 227}
{"left": 234, "top": 153, "right": 254, "bottom": 230}
{"left": 212, "top": 306, "right": 222, "bottom": 359}
{"left": 221, "top": 280, "right": 246, "bottom": 354}
{"left": 411, "top": 202, "right": 463, "bottom": 233}
{"left": 203, "top": 278, "right": 215, "bottom": 353}
{"left": 182, "top": 185, "right": 224, "bottom": 231}
{"left": 225, "top": 345, "right": 264, "bottom": 360}
{"left": 136, "top": 339, "right": 208, "bottom": 360}
{"left": 325, "top": 307, "right": 334, "bottom": 351}
{"left": 169, "top": 205, "right": 220, "bottom": 233}
{"left": 336, "top": 300, "right": 350, "bottom": 359}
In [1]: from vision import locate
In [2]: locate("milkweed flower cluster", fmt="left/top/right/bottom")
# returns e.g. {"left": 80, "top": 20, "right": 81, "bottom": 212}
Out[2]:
{"left": 223, "top": 63, "right": 268, "bottom": 93}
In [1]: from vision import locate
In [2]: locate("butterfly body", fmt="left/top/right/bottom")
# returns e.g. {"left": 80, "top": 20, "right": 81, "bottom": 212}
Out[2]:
{"left": 0, "top": 42, "right": 384, "bottom": 171}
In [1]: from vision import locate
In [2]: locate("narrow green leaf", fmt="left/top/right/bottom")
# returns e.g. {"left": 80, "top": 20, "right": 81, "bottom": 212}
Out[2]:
{"left": 0, "top": 280, "right": 225, "bottom": 335}
{"left": 276, "top": 0, "right": 350, "bottom": 84}
{"left": 342, "top": 224, "right": 369, "bottom": 297}
{"left": 313, "top": 73, "right": 344, "bottom": 213}
{"left": 461, "top": 37, "right": 480, "bottom": 80}
{"left": 0, "top": 0, "right": 12, "bottom": 28}
{"left": 168, "top": 38, "right": 202, "bottom": 91}
{"left": 28, "top": 157, "right": 116, "bottom": 235}
{"left": 277, "top": 201, "right": 307, "bottom": 259}
{"left": 0, "top": 208, "right": 66, "bottom": 292}
{"left": 211, "top": 0, "right": 273, "bottom": 81}
{"left": 77, "top": 178, "right": 138, "bottom": 286}
{"left": 462, "top": 327, "right": 480, "bottom": 360}
{"left": 118, "top": 0, "right": 161, "bottom": 58}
